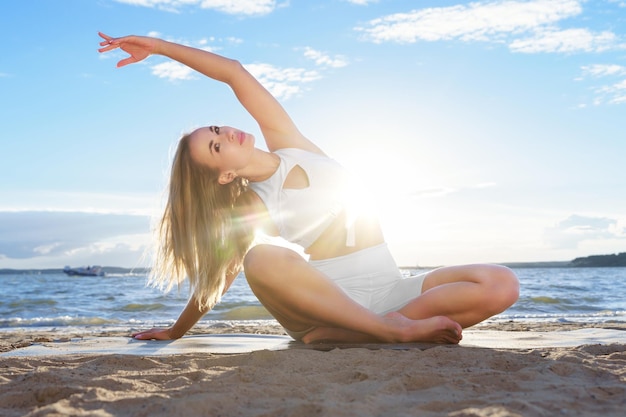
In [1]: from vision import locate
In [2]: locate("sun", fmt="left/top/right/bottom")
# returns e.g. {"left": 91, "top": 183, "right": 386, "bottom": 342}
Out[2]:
{"left": 337, "top": 145, "right": 467, "bottom": 266}
{"left": 339, "top": 149, "right": 425, "bottom": 231}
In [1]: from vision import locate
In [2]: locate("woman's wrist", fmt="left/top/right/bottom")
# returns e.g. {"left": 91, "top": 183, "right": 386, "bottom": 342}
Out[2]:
{"left": 168, "top": 325, "right": 186, "bottom": 339}
{"left": 152, "top": 38, "right": 170, "bottom": 57}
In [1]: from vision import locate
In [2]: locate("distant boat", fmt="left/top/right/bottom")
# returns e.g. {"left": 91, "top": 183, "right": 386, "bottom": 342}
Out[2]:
{"left": 63, "top": 265, "right": 105, "bottom": 277}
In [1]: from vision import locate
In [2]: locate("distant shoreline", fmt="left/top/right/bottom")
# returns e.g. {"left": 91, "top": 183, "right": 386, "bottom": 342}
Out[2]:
{"left": 0, "top": 266, "right": 151, "bottom": 275}
{"left": 2, "top": 252, "right": 625, "bottom": 275}
{"left": 413, "top": 252, "right": 626, "bottom": 269}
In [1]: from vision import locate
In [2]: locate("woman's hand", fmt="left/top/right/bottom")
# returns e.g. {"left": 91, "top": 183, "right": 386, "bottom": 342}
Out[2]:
{"left": 131, "top": 327, "right": 177, "bottom": 340}
{"left": 97, "top": 32, "right": 161, "bottom": 68}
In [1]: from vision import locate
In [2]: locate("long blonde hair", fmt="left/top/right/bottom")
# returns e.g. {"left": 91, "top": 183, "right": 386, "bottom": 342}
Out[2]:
{"left": 150, "top": 134, "right": 253, "bottom": 310}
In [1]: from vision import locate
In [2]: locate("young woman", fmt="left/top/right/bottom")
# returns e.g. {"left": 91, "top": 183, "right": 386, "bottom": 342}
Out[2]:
{"left": 98, "top": 32, "right": 519, "bottom": 344}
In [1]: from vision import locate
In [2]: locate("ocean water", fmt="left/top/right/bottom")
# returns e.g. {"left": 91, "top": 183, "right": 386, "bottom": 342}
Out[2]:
{"left": 0, "top": 267, "right": 624, "bottom": 334}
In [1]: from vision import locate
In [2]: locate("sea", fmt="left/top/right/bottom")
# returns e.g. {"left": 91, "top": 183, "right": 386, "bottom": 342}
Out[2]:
{"left": 1, "top": 267, "right": 624, "bottom": 335}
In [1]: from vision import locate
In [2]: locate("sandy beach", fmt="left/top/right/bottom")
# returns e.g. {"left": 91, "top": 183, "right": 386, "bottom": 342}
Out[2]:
{"left": 1, "top": 322, "right": 625, "bottom": 417}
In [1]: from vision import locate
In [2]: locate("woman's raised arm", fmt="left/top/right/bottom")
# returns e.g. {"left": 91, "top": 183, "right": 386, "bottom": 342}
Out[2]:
{"left": 98, "top": 32, "right": 321, "bottom": 153}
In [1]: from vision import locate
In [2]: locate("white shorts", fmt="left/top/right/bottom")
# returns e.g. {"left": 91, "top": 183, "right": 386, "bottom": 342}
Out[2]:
{"left": 285, "top": 243, "right": 428, "bottom": 340}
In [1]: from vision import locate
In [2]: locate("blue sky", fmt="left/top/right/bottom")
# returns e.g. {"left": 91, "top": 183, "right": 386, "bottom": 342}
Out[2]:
{"left": 1, "top": 0, "right": 625, "bottom": 269}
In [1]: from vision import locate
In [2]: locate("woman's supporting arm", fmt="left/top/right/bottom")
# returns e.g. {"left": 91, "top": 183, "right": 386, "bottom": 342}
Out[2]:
{"left": 132, "top": 265, "right": 241, "bottom": 340}
{"left": 131, "top": 295, "right": 208, "bottom": 340}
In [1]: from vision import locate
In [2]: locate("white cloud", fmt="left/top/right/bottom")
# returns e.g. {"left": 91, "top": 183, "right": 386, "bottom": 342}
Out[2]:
{"left": 582, "top": 64, "right": 626, "bottom": 77}
{"left": 113, "top": 0, "right": 198, "bottom": 13}
{"left": 33, "top": 242, "right": 63, "bottom": 256}
{"left": 113, "top": 0, "right": 278, "bottom": 15}
{"left": 225, "top": 37, "right": 244, "bottom": 45}
{"left": 301, "top": 47, "right": 349, "bottom": 68}
{"left": 131, "top": 36, "right": 334, "bottom": 97}
{"left": 244, "top": 63, "right": 321, "bottom": 100}
{"left": 543, "top": 214, "right": 626, "bottom": 249}
{"left": 151, "top": 61, "right": 196, "bottom": 81}
{"left": 598, "top": 79, "right": 626, "bottom": 104}
{"left": 509, "top": 28, "right": 617, "bottom": 53}
{"left": 355, "top": 0, "right": 625, "bottom": 108}
{"left": 579, "top": 64, "right": 626, "bottom": 105}
{"left": 356, "top": 0, "right": 583, "bottom": 44}
{"left": 344, "top": 0, "right": 378, "bottom": 5}
{"left": 200, "top": 0, "right": 277, "bottom": 15}
{"left": 0, "top": 211, "right": 152, "bottom": 263}
{"left": 355, "top": 0, "right": 622, "bottom": 54}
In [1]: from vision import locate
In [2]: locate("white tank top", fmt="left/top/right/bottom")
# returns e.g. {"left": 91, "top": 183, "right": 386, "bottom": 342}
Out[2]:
{"left": 248, "top": 148, "right": 357, "bottom": 249}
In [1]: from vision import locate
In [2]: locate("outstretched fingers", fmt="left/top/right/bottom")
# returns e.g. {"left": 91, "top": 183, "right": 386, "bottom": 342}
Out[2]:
{"left": 96, "top": 32, "right": 155, "bottom": 68}
{"left": 97, "top": 32, "right": 118, "bottom": 53}
{"left": 96, "top": 32, "right": 135, "bottom": 67}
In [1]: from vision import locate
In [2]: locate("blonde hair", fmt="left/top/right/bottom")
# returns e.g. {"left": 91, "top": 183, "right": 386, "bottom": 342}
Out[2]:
{"left": 150, "top": 134, "right": 253, "bottom": 310}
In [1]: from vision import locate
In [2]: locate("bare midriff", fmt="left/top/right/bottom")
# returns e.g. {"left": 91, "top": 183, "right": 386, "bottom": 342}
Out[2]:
{"left": 305, "top": 210, "right": 385, "bottom": 261}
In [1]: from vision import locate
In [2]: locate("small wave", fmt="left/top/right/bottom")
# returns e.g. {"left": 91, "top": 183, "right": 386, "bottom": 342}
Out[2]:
{"left": 217, "top": 306, "right": 273, "bottom": 320}
{"left": 530, "top": 296, "right": 562, "bottom": 304}
{"left": 105, "top": 273, "right": 148, "bottom": 278}
{"left": 495, "top": 310, "right": 626, "bottom": 322}
{"left": 120, "top": 303, "right": 167, "bottom": 312}
{"left": 0, "top": 316, "right": 121, "bottom": 328}
{"left": 9, "top": 299, "right": 58, "bottom": 308}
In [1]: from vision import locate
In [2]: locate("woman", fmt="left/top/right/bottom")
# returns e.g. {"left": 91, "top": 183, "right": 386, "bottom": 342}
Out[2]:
{"left": 98, "top": 32, "right": 519, "bottom": 344}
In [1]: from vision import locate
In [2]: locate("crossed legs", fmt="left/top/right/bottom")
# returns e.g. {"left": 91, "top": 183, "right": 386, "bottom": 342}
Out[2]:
{"left": 398, "top": 264, "right": 520, "bottom": 328}
{"left": 244, "top": 244, "right": 518, "bottom": 344}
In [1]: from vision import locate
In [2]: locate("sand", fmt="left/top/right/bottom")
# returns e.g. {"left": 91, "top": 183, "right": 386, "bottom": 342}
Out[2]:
{"left": 1, "top": 322, "right": 625, "bottom": 417}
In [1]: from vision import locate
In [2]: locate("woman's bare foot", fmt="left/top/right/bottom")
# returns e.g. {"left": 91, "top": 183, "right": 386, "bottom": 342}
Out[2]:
{"left": 301, "top": 312, "right": 462, "bottom": 344}
{"left": 383, "top": 312, "right": 462, "bottom": 344}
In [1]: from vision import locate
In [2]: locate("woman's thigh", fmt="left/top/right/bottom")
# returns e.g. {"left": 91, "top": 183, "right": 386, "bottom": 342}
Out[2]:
{"left": 421, "top": 264, "right": 516, "bottom": 292}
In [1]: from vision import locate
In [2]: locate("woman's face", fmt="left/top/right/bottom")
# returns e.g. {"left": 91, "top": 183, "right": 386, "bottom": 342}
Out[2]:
{"left": 188, "top": 126, "right": 255, "bottom": 183}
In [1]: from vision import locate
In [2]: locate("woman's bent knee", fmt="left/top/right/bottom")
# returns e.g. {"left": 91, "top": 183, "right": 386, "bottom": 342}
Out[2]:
{"left": 489, "top": 265, "right": 520, "bottom": 313}
{"left": 243, "top": 244, "right": 303, "bottom": 284}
